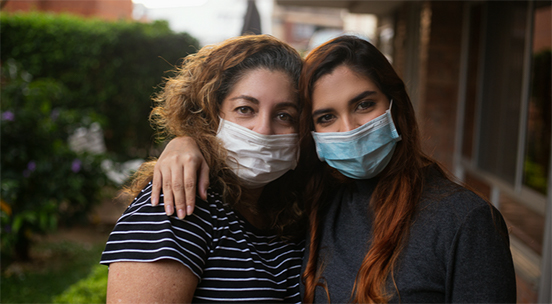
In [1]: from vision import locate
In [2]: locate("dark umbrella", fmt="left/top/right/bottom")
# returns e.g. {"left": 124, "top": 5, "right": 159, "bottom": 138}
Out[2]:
{"left": 241, "top": 0, "right": 261, "bottom": 35}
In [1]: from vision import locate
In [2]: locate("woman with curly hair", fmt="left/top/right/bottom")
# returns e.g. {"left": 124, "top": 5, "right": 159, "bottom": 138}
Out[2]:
{"left": 100, "top": 35, "right": 305, "bottom": 303}
{"left": 156, "top": 35, "right": 516, "bottom": 303}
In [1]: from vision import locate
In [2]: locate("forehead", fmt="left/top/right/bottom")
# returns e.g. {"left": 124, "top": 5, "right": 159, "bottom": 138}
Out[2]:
{"left": 312, "top": 65, "right": 379, "bottom": 107}
{"left": 225, "top": 68, "right": 297, "bottom": 104}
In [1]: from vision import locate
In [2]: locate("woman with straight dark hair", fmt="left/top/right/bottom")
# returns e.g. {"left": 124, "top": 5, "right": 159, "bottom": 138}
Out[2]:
{"left": 298, "top": 35, "right": 515, "bottom": 303}
{"left": 153, "top": 35, "right": 516, "bottom": 303}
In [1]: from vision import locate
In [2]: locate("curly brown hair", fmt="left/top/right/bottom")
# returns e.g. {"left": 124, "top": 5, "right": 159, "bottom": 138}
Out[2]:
{"left": 125, "top": 34, "right": 304, "bottom": 239}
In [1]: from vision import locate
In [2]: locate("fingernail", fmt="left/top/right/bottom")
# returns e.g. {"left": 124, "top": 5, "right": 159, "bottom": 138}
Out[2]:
{"left": 151, "top": 197, "right": 157, "bottom": 206}
{"left": 166, "top": 204, "right": 174, "bottom": 216}
{"left": 177, "top": 209, "right": 185, "bottom": 219}
{"left": 187, "top": 205, "right": 193, "bottom": 216}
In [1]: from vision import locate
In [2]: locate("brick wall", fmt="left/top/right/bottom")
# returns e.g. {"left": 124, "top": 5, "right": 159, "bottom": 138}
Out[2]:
{"left": 94, "top": 0, "right": 133, "bottom": 20}
{"left": 2, "top": 0, "right": 132, "bottom": 20}
{"left": 413, "top": 2, "right": 542, "bottom": 302}
{"left": 417, "top": 1, "right": 463, "bottom": 170}
{"left": 2, "top": 0, "right": 41, "bottom": 11}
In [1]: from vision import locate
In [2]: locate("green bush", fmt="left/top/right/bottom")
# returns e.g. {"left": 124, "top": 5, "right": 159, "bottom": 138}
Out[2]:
{"left": 1, "top": 12, "right": 200, "bottom": 160}
{"left": 1, "top": 239, "right": 106, "bottom": 303}
{"left": 1, "top": 60, "right": 109, "bottom": 262}
{"left": 52, "top": 264, "right": 108, "bottom": 304}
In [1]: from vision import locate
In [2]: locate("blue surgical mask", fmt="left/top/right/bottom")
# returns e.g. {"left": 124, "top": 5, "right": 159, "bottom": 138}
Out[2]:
{"left": 311, "top": 101, "right": 401, "bottom": 179}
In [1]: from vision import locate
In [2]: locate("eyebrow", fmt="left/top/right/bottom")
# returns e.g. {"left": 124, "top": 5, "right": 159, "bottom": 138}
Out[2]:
{"left": 230, "top": 95, "right": 259, "bottom": 104}
{"left": 312, "top": 90, "right": 378, "bottom": 117}
{"left": 275, "top": 101, "right": 299, "bottom": 111}
{"left": 229, "top": 95, "right": 298, "bottom": 110}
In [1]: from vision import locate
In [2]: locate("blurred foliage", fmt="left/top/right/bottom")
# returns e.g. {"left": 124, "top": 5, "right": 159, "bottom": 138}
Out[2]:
{"left": 1, "top": 12, "right": 200, "bottom": 160}
{"left": 523, "top": 50, "right": 551, "bottom": 195}
{"left": 524, "top": 159, "right": 547, "bottom": 194}
{"left": 1, "top": 238, "right": 106, "bottom": 303}
{"left": 53, "top": 264, "right": 108, "bottom": 303}
{"left": 0, "top": 60, "right": 109, "bottom": 263}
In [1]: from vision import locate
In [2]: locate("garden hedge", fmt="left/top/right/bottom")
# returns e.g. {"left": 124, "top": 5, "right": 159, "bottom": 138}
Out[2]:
{"left": 1, "top": 12, "right": 200, "bottom": 160}
{"left": 1, "top": 12, "right": 200, "bottom": 263}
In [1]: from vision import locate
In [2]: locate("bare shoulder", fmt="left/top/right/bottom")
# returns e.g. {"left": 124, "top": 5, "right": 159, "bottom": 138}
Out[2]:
{"left": 106, "top": 260, "right": 198, "bottom": 303}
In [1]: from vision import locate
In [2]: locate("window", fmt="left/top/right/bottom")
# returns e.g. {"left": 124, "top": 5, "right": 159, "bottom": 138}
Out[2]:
{"left": 476, "top": 1, "right": 528, "bottom": 186}
{"left": 459, "top": 1, "right": 551, "bottom": 301}
{"left": 523, "top": 3, "right": 551, "bottom": 195}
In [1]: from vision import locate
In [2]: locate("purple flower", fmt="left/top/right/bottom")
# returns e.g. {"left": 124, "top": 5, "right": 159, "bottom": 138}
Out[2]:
{"left": 50, "top": 109, "right": 60, "bottom": 121}
{"left": 2, "top": 111, "right": 14, "bottom": 121}
{"left": 23, "top": 161, "right": 36, "bottom": 177}
{"left": 27, "top": 161, "right": 36, "bottom": 172}
{"left": 71, "top": 159, "right": 82, "bottom": 173}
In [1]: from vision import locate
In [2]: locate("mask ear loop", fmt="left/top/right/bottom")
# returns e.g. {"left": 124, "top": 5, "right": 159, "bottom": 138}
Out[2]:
{"left": 217, "top": 116, "right": 225, "bottom": 134}
{"left": 386, "top": 99, "right": 402, "bottom": 142}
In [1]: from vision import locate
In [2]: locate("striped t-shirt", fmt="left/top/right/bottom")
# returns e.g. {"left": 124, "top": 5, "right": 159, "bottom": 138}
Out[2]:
{"left": 100, "top": 182, "right": 304, "bottom": 303}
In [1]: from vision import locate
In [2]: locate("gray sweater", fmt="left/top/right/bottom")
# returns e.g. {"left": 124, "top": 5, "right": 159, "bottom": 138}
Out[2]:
{"left": 303, "top": 166, "right": 516, "bottom": 303}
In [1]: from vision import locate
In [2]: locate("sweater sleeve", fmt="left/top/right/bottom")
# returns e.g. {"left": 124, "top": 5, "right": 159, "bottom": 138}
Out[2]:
{"left": 100, "top": 182, "right": 215, "bottom": 280}
{"left": 447, "top": 204, "right": 517, "bottom": 303}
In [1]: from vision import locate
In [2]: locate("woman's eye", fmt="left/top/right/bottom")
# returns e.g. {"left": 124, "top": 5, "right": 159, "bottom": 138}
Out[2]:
{"left": 277, "top": 112, "right": 294, "bottom": 122}
{"left": 316, "top": 114, "right": 335, "bottom": 124}
{"left": 236, "top": 106, "right": 253, "bottom": 114}
{"left": 357, "top": 101, "right": 375, "bottom": 111}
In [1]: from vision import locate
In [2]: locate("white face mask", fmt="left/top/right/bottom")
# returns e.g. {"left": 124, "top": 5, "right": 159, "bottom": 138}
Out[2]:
{"left": 216, "top": 118, "right": 299, "bottom": 189}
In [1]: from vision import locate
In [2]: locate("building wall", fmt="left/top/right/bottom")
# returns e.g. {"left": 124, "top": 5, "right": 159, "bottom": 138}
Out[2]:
{"left": 275, "top": 0, "right": 549, "bottom": 302}
{"left": 392, "top": 2, "right": 546, "bottom": 302}
{"left": 389, "top": 1, "right": 463, "bottom": 171}
{"left": 2, "top": 0, "right": 133, "bottom": 20}
{"left": 416, "top": 1, "right": 463, "bottom": 171}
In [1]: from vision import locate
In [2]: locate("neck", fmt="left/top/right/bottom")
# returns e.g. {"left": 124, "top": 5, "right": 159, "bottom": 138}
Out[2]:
{"left": 235, "top": 186, "right": 268, "bottom": 230}
{"left": 241, "top": 186, "right": 263, "bottom": 206}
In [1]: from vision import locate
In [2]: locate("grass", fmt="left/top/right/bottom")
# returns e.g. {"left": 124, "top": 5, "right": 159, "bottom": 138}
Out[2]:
{"left": 52, "top": 264, "right": 108, "bottom": 304}
{"left": 1, "top": 225, "right": 111, "bottom": 304}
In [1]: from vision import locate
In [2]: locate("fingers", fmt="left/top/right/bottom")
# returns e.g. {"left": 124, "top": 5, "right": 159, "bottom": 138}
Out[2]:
{"left": 198, "top": 160, "right": 210, "bottom": 201}
{"left": 171, "top": 165, "right": 187, "bottom": 219}
{"left": 157, "top": 155, "right": 195, "bottom": 220}
{"left": 162, "top": 168, "right": 175, "bottom": 216}
{"left": 151, "top": 165, "right": 162, "bottom": 207}
{"left": 176, "top": 156, "right": 211, "bottom": 217}
{"left": 151, "top": 163, "right": 176, "bottom": 217}
{"left": 183, "top": 161, "right": 197, "bottom": 216}
{"left": 153, "top": 155, "right": 192, "bottom": 219}
{"left": 151, "top": 136, "right": 209, "bottom": 219}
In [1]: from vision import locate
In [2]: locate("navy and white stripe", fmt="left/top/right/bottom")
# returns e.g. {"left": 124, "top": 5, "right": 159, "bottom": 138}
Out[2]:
{"left": 101, "top": 183, "right": 304, "bottom": 303}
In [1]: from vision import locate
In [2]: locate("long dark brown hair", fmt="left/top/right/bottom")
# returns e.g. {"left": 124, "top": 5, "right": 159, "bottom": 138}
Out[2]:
{"left": 299, "top": 36, "right": 441, "bottom": 303}
{"left": 125, "top": 34, "right": 304, "bottom": 239}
